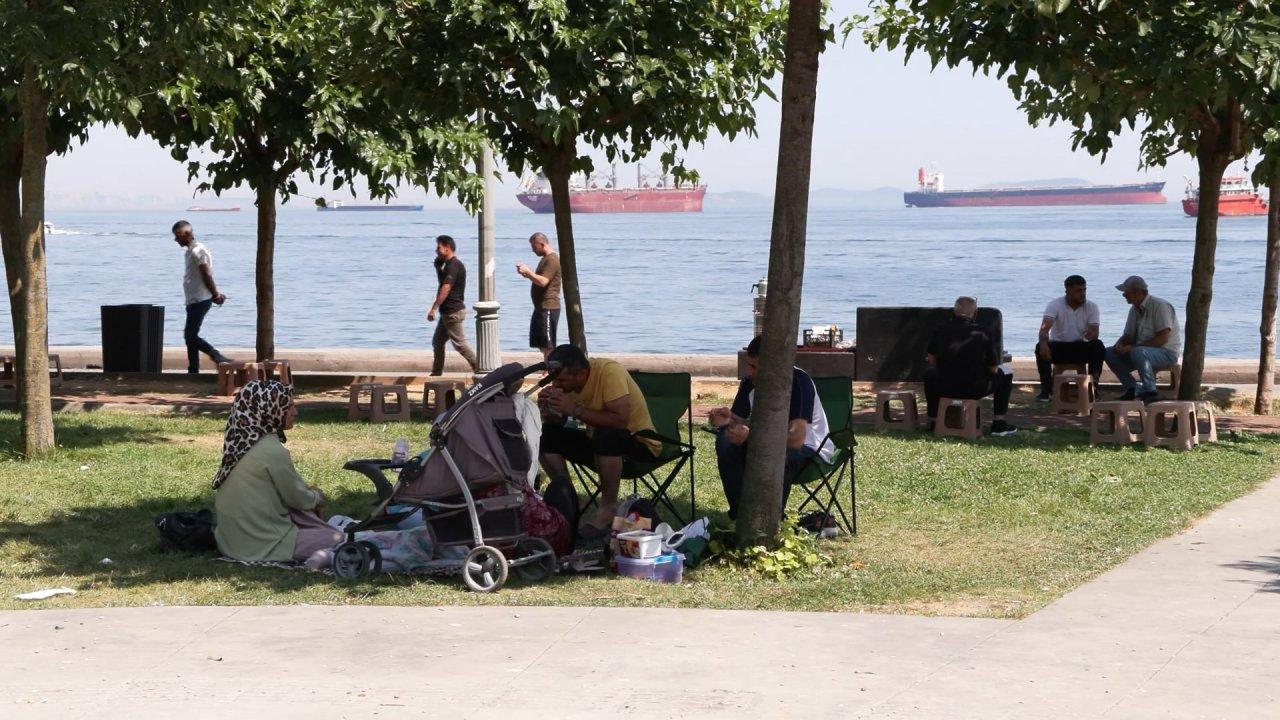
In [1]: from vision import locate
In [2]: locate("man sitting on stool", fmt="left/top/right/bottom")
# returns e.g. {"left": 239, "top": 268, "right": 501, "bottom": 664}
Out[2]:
{"left": 708, "top": 336, "right": 834, "bottom": 520}
{"left": 1105, "top": 275, "right": 1180, "bottom": 403}
{"left": 924, "top": 297, "right": 1018, "bottom": 436}
{"left": 1035, "top": 274, "right": 1105, "bottom": 402}
{"left": 538, "top": 344, "right": 660, "bottom": 540}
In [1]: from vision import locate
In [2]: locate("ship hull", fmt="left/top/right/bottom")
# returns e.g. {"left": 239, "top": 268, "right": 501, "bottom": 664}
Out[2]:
{"left": 1181, "top": 195, "right": 1269, "bottom": 217}
{"left": 904, "top": 182, "right": 1167, "bottom": 208}
{"left": 517, "top": 186, "right": 706, "bottom": 213}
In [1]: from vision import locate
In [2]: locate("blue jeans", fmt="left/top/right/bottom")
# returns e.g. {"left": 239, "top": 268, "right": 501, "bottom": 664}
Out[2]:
{"left": 184, "top": 299, "right": 221, "bottom": 373}
{"left": 1105, "top": 345, "right": 1178, "bottom": 394}
{"left": 715, "top": 430, "right": 818, "bottom": 520}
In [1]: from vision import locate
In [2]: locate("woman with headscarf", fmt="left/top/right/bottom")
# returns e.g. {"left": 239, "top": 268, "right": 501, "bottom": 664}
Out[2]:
{"left": 212, "top": 380, "right": 343, "bottom": 562}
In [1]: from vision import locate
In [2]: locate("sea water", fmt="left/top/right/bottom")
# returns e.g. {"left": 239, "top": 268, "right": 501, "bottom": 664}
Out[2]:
{"left": 15, "top": 203, "right": 1269, "bottom": 357}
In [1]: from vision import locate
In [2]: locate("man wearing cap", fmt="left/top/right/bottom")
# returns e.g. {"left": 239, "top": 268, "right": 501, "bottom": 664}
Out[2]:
{"left": 1035, "top": 274, "right": 1105, "bottom": 402}
{"left": 1106, "top": 276, "right": 1180, "bottom": 403}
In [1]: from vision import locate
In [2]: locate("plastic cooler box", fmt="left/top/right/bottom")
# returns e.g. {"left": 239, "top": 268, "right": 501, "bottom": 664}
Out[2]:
{"left": 614, "top": 552, "right": 684, "bottom": 583}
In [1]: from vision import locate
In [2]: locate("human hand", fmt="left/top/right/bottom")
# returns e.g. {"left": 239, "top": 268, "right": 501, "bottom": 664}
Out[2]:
{"left": 516, "top": 262, "right": 531, "bottom": 278}
{"left": 428, "top": 309, "right": 437, "bottom": 322}
{"left": 213, "top": 293, "right": 227, "bottom": 305}
{"left": 708, "top": 407, "right": 731, "bottom": 428}
{"left": 725, "top": 423, "right": 749, "bottom": 445}
{"left": 1114, "top": 341, "right": 1131, "bottom": 354}
{"left": 543, "top": 387, "right": 577, "bottom": 415}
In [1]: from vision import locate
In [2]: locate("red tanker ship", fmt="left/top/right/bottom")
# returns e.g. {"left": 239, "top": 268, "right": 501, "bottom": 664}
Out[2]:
{"left": 1181, "top": 175, "right": 1269, "bottom": 217}
{"left": 904, "top": 167, "right": 1166, "bottom": 207}
{"left": 516, "top": 168, "right": 706, "bottom": 214}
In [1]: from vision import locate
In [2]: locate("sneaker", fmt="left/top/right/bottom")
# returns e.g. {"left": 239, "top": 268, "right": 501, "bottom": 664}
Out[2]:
{"left": 212, "top": 353, "right": 234, "bottom": 365}
{"left": 1117, "top": 389, "right": 1137, "bottom": 401}
{"left": 1139, "top": 391, "right": 1160, "bottom": 405}
{"left": 988, "top": 419, "right": 1018, "bottom": 437}
{"left": 1035, "top": 391, "right": 1052, "bottom": 403}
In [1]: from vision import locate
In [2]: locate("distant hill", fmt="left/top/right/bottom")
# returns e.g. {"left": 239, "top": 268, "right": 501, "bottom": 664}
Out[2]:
{"left": 705, "top": 186, "right": 906, "bottom": 210}
{"left": 704, "top": 191, "right": 771, "bottom": 209}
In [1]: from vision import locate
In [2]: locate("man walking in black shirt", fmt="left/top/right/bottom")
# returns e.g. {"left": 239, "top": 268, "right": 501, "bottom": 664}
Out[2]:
{"left": 428, "top": 235, "right": 478, "bottom": 376}
{"left": 924, "top": 297, "right": 1017, "bottom": 436}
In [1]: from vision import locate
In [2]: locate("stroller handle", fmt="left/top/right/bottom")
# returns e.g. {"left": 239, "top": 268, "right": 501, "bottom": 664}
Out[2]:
{"left": 342, "top": 459, "right": 402, "bottom": 502}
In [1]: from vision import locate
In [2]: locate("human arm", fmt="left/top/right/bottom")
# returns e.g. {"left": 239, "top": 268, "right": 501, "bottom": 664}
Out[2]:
{"left": 1084, "top": 302, "right": 1100, "bottom": 342}
{"left": 786, "top": 419, "right": 808, "bottom": 450}
{"left": 428, "top": 283, "right": 451, "bottom": 322}
{"left": 194, "top": 251, "right": 225, "bottom": 304}
{"left": 545, "top": 388, "right": 631, "bottom": 430}
{"left": 264, "top": 442, "right": 322, "bottom": 512}
{"left": 1114, "top": 309, "right": 1136, "bottom": 352}
{"left": 1139, "top": 327, "right": 1171, "bottom": 348}
{"left": 1037, "top": 317, "right": 1054, "bottom": 358}
{"left": 516, "top": 263, "right": 552, "bottom": 288}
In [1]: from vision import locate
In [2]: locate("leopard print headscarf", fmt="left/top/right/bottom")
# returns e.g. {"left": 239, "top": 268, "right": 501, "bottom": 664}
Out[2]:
{"left": 213, "top": 380, "right": 295, "bottom": 490}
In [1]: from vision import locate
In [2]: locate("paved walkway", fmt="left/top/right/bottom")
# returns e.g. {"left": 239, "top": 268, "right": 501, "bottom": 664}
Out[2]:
{"left": 2, "top": 478, "right": 1277, "bottom": 718}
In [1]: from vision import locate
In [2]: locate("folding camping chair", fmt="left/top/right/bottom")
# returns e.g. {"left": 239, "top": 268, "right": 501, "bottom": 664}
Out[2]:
{"left": 792, "top": 376, "right": 858, "bottom": 534}
{"left": 569, "top": 371, "right": 697, "bottom": 526}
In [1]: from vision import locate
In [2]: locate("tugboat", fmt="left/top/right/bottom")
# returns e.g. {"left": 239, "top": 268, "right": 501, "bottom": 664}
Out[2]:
{"left": 1181, "top": 175, "right": 1269, "bottom": 217}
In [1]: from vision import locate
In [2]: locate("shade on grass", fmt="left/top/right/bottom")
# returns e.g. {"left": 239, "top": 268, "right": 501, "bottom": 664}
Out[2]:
{"left": 0, "top": 409, "right": 1274, "bottom": 616}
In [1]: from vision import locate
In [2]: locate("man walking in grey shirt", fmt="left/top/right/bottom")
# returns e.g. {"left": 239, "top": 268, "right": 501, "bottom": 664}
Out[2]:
{"left": 172, "top": 220, "right": 230, "bottom": 374}
{"left": 1105, "top": 275, "right": 1181, "bottom": 403}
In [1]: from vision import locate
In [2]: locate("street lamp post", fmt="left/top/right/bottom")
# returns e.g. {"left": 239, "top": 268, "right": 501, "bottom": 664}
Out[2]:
{"left": 473, "top": 138, "right": 501, "bottom": 375}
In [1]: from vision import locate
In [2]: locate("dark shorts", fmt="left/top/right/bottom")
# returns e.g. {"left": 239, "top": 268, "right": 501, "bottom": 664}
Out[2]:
{"left": 529, "top": 309, "right": 560, "bottom": 350}
{"left": 540, "top": 423, "right": 655, "bottom": 468}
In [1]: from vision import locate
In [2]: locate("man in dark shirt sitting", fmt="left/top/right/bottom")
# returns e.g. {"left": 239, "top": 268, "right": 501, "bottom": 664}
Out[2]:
{"left": 924, "top": 297, "right": 1018, "bottom": 436}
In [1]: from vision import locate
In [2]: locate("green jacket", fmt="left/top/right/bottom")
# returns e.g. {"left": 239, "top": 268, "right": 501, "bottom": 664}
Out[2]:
{"left": 214, "top": 435, "right": 319, "bottom": 561}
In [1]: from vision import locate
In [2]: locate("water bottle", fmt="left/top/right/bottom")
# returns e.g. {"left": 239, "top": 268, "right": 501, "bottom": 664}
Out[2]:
{"left": 392, "top": 438, "right": 409, "bottom": 464}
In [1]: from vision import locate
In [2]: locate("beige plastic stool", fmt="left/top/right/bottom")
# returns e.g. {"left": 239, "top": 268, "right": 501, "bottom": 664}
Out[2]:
{"left": 935, "top": 398, "right": 981, "bottom": 439}
{"left": 1195, "top": 401, "right": 1218, "bottom": 443}
{"left": 1052, "top": 363, "right": 1086, "bottom": 376}
{"left": 216, "top": 361, "right": 262, "bottom": 396}
{"left": 47, "top": 353, "right": 64, "bottom": 388}
{"left": 424, "top": 378, "right": 467, "bottom": 420}
{"left": 262, "top": 359, "right": 292, "bottom": 385}
{"left": 874, "top": 390, "right": 918, "bottom": 431}
{"left": 1090, "top": 400, "right": 1145, "bottom": 446}
{"left": 1157, "top": 364, "right": 1182, "bottom": 395}
{"left": 347, "top": 383, "right": 377, "bottom": 420}
{"left": 1051, "top": 373, "right": 1095, "bottom": 416}
{"left": 1144, "top": 401, "right": 1198, "bottom": 451}
{"left": 370, "top": 384, "right": 411, "bottom": 422}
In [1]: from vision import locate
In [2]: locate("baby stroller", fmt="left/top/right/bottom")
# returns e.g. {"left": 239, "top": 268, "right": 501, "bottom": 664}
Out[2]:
{"left": 336, "top": 362, "right": 557, "bottom": 592}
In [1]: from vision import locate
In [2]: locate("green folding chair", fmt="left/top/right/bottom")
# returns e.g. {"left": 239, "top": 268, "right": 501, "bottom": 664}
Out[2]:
{"left": 792, "top": 376, "right": 858, "bottom": 534}
{"left": 569, "top": 371, "right": 697, "bottom": 526}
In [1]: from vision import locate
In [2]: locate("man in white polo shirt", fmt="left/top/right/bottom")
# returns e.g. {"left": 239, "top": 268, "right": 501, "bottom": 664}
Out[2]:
{"left": 1035, "top": 274, "right": 1105, "bottom": 402}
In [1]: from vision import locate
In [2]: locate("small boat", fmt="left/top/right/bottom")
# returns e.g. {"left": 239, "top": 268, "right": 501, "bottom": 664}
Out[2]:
{"left": 1182, "top": 175, "right": 1269, "bottom": 217}
{"left": 186, "top": 206, "right": 241, "bottom": 212}
{"left": 42, "top": 221, "right": 54, "bottom": 234}
{"left": 317, "top": 200, "right": 423, "bottom": 212}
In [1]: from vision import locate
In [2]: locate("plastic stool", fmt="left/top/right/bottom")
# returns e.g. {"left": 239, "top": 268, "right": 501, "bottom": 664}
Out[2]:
{"left": 1051, "top": 373, "right": 1095, "bottom": 416}
{"left": 347, "top": 383, "right": 378, "bottom": 420}
{"left": 935, "top": 398, "right": 981, "bottom": 439}
{"left": 874, "top": 390, "right": 918, "bottom": 431}
{"left": 370, "top": 384, "right": 411, "bottom": 422}
{"left": 216, "top": 362, "right": 247, "bottom": 396}
{"left": 1052, "top": 363, "right": 1086, "bottom": 376}
{"left": 1090, "top": 400, "right": 1145, "bottom": 446}
{"left": 48, "top": 354, "right": 63, "bottom": 388}
{"left": 424, "top": 379, "right": 467, "bottom": 420}
{"left": 1144, "top": 401, "right": 1198, "bottom": 451}
{"left": 262, "top": 359, "right": 293, "bottom": 385}
{"left": 1195, "top": 401, "right": 1218, "bottom": 443}
{"left": 1158, "top": 364, "right": 1182, "bottom": 394}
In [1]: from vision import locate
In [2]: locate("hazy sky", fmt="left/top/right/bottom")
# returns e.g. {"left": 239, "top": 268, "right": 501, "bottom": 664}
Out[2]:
{"left": 46, "top": 0, "right": 1232, "bottom": 209}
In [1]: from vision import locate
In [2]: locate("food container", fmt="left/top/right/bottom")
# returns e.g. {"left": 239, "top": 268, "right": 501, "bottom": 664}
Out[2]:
{"left": 616, "top": 530, "right": 664, "bottom": 559}
{"left": 614, "top": 552, "right": 684, "bottom": 584}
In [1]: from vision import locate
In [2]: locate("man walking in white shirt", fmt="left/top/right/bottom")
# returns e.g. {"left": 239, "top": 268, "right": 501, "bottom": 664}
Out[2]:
{"left": 172, "top": 220, "right": 230, "bottom": 374}
{"left": 1035, "top": 274, "right": 1105, "bottom": 402}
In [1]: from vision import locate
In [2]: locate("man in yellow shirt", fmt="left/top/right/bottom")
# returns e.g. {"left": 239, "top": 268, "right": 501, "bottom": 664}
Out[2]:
{"left": 539, "top": 344, "right": 659, "bottom": 538}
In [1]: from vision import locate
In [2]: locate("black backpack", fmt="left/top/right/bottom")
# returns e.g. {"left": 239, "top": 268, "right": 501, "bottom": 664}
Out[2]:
{"left": 154, "top": 509, "right": 218, "bottom": 553}
{"left": 542, "top": 476, "right": 580, "bottom": 542}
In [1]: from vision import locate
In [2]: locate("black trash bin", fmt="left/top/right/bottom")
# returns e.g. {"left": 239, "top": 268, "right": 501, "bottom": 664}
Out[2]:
{"left": 101, "top": 304, "right": 165, "bottom": 373}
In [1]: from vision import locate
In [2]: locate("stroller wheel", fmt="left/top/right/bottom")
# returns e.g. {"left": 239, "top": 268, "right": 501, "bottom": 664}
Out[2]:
{"left": 462, "top": 545, "right": 509, "bottom": 593}
{"left": 333, "top": 541, "right": 372, "bottom": 580}
{"left": 514, "top": 537, "right": 557, "bottom": 583}
{"left": 357, "top": 541, "right": 383, "bottom": 576}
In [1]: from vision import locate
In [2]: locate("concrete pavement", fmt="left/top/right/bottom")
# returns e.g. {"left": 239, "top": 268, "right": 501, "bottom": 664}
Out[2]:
{"left": 2, "top": 476, "right": 1277, "bottom": 718}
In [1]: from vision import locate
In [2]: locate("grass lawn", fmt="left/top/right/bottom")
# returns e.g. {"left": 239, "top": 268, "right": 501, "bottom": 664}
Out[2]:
{"left": 0, "top": 408, "right": 1275, "bottom": 617}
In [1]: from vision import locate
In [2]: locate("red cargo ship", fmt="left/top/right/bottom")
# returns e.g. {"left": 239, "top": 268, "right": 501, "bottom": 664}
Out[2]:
{"left": 904, "top": 168, "right": 1166, "bottom": 207}
{"left": 516, "top": 168, "right": 706, "bottom": 214}
{"left": 1181, "top": 175, "right": 1269, "bottom": 217}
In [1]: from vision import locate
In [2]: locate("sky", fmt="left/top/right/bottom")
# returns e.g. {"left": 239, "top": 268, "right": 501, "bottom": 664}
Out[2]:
{"left": 45, "top": 0, "right": 1234, "bottom": 211}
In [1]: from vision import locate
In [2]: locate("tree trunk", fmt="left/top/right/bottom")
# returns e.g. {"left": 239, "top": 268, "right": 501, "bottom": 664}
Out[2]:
{"left": 1179, "top": 108, "right": 1241, "bottom": 400}
{"left": 5, "top": 67, "right": 56, "bottom": 457}
{"left": 1256, "top": 170, "right": 1280, "bottom": 415}
{"left": 545, "top": 153, "right": 588, "bottom": 352}
{"left": 254, "top": 181, "right": 276, "bottom": 362}
{"left": 735, "top": 0, "right": 822, "bottom": 548}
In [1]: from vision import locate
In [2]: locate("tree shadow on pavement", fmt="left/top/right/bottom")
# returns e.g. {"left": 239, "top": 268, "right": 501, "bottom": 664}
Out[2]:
{"left": 1222, "top": 554, "right": 1280, "bottom": 593}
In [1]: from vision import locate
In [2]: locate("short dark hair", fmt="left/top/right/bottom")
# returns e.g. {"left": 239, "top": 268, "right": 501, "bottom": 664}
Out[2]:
{"left": 746, "top": 335, "right": 763, "bottom": 357}
{"left": 547, "top": 344, "right": 589, "bottom": 372}
{"left": 435, "top": 234, "right": 456, "bottom": 251}
{"left": 1064, "top": 275, "right": 1086, "bottom": 288}
{"left": 172, "top": 220, "right": 191, "bottom": 233}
